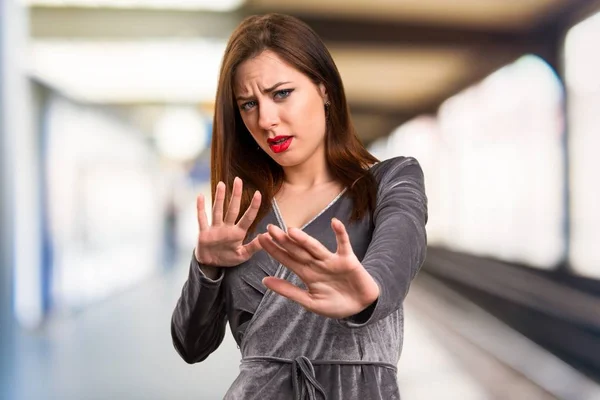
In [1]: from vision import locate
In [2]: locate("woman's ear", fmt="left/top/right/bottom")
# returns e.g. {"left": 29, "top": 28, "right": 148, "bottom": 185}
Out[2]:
{"left": 318, "top": 83, "right": 328, "bottom": 103}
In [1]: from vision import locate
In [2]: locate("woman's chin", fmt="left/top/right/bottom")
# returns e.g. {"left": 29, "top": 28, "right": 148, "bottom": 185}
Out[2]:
{"left": 269, "top": 152, "right": 301, "bottom": 167}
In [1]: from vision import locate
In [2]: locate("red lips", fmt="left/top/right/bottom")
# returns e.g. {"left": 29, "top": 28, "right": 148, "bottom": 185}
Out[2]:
{"left": 267, "top": 135, "right": 291, "bottom": 144}
{"left": 267, "top": 136, "right": 293, "bottom": 153}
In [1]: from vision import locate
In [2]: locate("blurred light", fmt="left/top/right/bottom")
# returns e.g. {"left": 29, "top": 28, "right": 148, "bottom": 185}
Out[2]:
{"left": 154, "top": 107, "right": 208, "bottom": 161}
{"left": 565, "top": 10, "right": 600, "bottom": 279}
{"left": 436, "top": 54, "right": 564, "bottom": 268}
{"left": 481, "top": 55, "right": 563, "bottom": 111}
{"left": 367, "top": 136, "right": 390, "bottom": 160}
{"left": 389, "top": 116, "right": 438, "bottom": 157}
{"left": 565, "top": 10, "right": 600, "bottom": 94}
{"left": 385, "top": 116, "right": 450, "bottom": 246}
{"left": 28, "top": 40, "right": 226, "bottom": 103}
{"left": 23, "top": 0, "right": 244, "bottom": 11}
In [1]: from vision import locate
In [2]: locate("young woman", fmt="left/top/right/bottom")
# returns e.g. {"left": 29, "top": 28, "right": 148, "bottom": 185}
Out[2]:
{"left": 171, "top": 13, "right": 428, "bottom": 400}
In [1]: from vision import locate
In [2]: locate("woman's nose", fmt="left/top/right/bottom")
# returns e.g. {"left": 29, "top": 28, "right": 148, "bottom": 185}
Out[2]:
{"left": 258, "top": 102, "right": 279, "bottom": 130}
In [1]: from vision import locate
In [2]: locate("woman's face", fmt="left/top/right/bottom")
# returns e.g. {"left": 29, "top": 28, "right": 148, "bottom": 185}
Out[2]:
{"left": 234, "top": 50, "right": 329, "bottom": 168}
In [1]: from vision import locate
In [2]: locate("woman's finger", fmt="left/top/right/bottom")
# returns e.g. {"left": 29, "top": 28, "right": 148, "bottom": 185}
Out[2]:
{"left": 196, "top": 194, "right": 209, "bottom": 232}
{"left": 262, "top": 277, "right": 313, "bottom": 311}
{"left": 237, "top": 190, "right": 261, "bottom": 231}
{"left": 258, "top": 233, "right": 307, "bottom": 277}
{"left": 224, "top": 177, "right": 242, "bottom": 225}
{"left": 212, "top": 181, "right": 226, "bottom": 225}
{"left": 332, "top": 218, "right": 352, "bottom": 256}
{"left": 242, "top": 235, "right": 263, "bottom": 259}
{"left": 266, "top": 225, "right": 314, "bottom": 264}
{"left": 287, "top": 227, "right": 331, "bottom": 260}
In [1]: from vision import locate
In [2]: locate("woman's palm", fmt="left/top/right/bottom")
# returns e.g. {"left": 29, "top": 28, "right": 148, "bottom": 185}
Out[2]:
{"left": 259, "top": 220, "right": 380, "bottom": 319}
{"left": 194, "top": 178, "right": 262, "bottom": 267}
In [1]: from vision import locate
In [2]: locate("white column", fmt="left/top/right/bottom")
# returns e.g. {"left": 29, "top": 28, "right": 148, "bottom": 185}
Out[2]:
{"left": 1, "top": 2, "right": 15, "bottom": 398}
{"left": 1, "top": 0, "right": 44, "bottom": 330}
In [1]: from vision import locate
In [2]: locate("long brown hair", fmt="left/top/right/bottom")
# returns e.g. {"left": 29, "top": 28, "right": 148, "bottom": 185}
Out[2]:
{"left": 211, "top": 13, "right": 379, "bottom": 232}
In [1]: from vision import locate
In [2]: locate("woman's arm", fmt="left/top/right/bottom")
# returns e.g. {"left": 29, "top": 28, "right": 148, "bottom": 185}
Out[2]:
{"left": 340, "top": 156, "right": 428, "bottom": 327}
{"left": 171, "top": 252, "right": 227, "bottom": 364}
{"left": 257, "top": 156, "right": 427, "bottom": 322}
{"left": 172, "top": 178, "right": 263, "bottom": 362}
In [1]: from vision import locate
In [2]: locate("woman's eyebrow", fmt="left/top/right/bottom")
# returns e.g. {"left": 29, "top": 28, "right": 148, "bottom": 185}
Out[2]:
{"left": 236, "top": 81, "right": 292, "bottom": 101}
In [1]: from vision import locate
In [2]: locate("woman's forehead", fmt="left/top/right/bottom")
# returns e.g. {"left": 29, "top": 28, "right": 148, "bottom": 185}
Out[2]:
{"left": 234, "top": 51, "right": 304, "bottom": 91}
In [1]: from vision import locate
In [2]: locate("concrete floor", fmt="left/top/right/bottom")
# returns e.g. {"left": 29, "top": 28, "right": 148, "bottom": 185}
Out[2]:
{"left": 8, "top": 256, "right": 539, "bottom": 400}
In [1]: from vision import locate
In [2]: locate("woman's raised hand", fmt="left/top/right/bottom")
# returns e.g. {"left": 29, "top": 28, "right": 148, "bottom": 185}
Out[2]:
{"left": 258, "top": 219, "right": 380, "bottom": 319}
{"left": 194, "top": 177, "right": 262, "bottom": 267}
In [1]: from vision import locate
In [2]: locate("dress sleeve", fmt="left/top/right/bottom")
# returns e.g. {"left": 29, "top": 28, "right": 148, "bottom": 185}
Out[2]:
{"left": 170, "top": 252, "right": 228, "bottom": 363}
{"left": 339, "top": 156, "right": 428, "bottom": 328}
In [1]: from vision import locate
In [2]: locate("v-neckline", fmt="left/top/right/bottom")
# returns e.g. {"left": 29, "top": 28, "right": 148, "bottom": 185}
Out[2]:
{"left": 271, "top": 188, "right": 348, "bottom": 232}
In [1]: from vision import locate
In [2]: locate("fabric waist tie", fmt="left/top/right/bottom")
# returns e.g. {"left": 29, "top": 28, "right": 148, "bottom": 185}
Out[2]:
{"left": 242, "top": 356, "right": 397, "bottom": 400}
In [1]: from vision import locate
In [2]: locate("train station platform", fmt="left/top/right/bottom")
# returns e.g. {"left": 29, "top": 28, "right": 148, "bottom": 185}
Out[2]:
{"left": 9, "top": 252, "right": 600, "bottom": 400}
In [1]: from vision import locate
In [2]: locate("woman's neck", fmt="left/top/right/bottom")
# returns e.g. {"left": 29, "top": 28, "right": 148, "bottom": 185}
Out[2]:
{"left": 280, "top": 156, "right": 336, "bottom": 191}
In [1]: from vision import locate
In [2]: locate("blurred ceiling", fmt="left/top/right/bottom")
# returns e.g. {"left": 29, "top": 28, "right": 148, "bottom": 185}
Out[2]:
{"left": 27, "top": 0, "right": 598, "bottom": 143}
{"left": 250, "top": 0, "right": 568, "bottom": 29}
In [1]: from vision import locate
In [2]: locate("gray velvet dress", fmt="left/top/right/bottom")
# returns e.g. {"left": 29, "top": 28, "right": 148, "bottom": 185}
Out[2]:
{"left": 171, "top": 156, "right": 428, "bottom": 400}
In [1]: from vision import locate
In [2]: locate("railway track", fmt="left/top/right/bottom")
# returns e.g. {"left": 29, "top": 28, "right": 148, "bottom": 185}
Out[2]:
{"left": 406, "top": 273, "right": 600, "bottom": 400}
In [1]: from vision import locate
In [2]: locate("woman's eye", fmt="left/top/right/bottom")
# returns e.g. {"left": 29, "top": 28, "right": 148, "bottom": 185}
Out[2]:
{"left": 241, "top": 101, "right": 257, "bottom": 111}
{"left": 274, "top": 89, "right": 293, "bottom": 100}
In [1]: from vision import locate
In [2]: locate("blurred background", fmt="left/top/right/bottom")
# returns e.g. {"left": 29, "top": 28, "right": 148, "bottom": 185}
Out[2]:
{"left": 1, "top": 0, "right": 600, "bottom": 399}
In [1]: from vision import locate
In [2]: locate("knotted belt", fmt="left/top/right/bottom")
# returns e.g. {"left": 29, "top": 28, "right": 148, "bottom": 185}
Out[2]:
{"left": 242, "top": 356, "right": 397, "bottom": 400}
